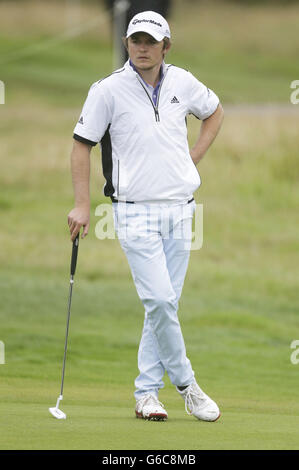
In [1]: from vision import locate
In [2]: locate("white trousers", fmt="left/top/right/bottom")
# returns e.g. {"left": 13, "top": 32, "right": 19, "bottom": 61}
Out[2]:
{"left": 113, "top": 201, "right": 196, "bottom": 401}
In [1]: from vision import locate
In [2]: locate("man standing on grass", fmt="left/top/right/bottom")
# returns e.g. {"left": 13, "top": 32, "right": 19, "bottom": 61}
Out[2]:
{"left": 68, "top": 11, "right": 224, "bottom": 421}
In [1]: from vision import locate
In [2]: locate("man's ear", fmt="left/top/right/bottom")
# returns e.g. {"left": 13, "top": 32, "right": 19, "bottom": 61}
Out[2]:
{"left": 163, "top": 39, "right": 171, "bottom": 55}
{"left": 165, "top": 42, "right": 171, "bottom": 54}
{"left": 162, "top": 40, "right": 171, "bottom": 59}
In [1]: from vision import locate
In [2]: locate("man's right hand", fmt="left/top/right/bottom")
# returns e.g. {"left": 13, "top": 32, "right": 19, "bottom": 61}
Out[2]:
{"left": 67, "top": 206, "right": 90, "bottom": 241}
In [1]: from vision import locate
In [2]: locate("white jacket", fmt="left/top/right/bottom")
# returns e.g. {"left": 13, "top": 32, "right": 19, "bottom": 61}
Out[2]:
{"left": 73, "top": 60, "right": 219, "bottom": 202}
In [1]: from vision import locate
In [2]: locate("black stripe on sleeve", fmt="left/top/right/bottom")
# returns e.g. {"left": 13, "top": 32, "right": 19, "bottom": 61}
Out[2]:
{"left": 73, "top": 133, "right": 98, "bottom": 147}
{"left": 100, "top": 124, "right": 115, "bottom": 197}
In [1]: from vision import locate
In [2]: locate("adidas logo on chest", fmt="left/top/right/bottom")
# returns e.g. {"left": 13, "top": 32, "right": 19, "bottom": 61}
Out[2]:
{"left": 170, "top": 96, "right": 180, "bottom": 104}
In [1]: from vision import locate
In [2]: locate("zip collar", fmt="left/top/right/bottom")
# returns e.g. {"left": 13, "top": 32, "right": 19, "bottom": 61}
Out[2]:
{"left": 125, "top": 59, "right": 169, "bottom": 79}
{"left": 125, "top": 60, "right": 169, "bottom": 122}
{"left": 128, "top": 59, "right": 166, "bottom": 85}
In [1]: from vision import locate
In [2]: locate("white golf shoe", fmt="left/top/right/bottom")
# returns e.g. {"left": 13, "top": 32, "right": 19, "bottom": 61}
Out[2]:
{"left": 176, "top": 381, "right": 221, "bottom": 422}
{"left": 135, "top": 394, "right": 168, "bottom": 421}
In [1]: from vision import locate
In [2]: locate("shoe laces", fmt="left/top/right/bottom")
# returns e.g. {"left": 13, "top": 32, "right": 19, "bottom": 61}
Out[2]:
{"left": 183, "top": 384, "right": 206, "bottom": 415}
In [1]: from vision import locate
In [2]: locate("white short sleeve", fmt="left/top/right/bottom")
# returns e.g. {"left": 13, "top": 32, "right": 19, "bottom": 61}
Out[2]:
{"left": 73, "top": 82, "right": 112, "bottom": 145}
{"left": 187, "top": 72, "right": 219, "bottom": 120}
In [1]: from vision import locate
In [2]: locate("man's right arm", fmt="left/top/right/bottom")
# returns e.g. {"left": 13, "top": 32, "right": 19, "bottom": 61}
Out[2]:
{"left": 67, "top": 139, "right": 92, "bottom": 242}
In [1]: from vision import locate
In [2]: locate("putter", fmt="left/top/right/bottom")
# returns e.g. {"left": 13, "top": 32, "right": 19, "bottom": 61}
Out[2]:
{"left": 49, "top": 232, "right": 80, "bottom": 420}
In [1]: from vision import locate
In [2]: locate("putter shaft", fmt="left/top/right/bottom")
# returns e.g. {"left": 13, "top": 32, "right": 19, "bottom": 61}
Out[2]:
{"left": 60, "top": 276, "right": 74, "bottom": 397}
{"left": 49, "top": 233, "right": 80, "bottom": 419}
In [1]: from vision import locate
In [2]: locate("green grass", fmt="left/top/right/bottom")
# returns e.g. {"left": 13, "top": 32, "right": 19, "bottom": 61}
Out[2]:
{"left": 1, "top": 0, "right": 299, "bottom": 451}
{"left": 1, "top": 272, "right": 299, "bottom": 450}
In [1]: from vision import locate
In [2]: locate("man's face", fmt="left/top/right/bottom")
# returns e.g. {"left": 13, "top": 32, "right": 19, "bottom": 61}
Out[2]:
{"left": 127, "top": 32, "right": 168, "bottom": 71}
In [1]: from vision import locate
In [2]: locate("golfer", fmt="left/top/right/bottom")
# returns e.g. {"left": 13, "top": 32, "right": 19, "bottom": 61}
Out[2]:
{"left": 68, "top": 11, "right": 224, "bottom": 421}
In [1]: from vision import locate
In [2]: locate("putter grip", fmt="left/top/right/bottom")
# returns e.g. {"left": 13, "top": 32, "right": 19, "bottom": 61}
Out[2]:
{"left": 70, "top": 233, "right": 79, "bottom": 276}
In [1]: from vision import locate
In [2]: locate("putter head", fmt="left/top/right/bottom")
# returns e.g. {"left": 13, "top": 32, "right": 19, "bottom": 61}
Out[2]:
{"left": 49, "top": 406, "right": 66, "bottom": 420}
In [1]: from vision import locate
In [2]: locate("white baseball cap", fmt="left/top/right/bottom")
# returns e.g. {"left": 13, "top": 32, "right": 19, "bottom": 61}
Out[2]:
{"left": 126, "top": 11, "right": 171, "bottom": 42}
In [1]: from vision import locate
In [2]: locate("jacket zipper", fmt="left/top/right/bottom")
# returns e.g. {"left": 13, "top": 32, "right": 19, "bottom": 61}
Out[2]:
{"left": 136, "top": 69, "right": 168, "bottom": 122}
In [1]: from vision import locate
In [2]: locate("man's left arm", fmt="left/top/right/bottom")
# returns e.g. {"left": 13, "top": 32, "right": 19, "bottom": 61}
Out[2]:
{"left": 190, "top": 103, "right": 224, "bottom": 166}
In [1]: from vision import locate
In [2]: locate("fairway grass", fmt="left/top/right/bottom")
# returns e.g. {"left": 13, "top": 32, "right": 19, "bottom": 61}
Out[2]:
{"left": 0, "top": 269, "right": 299, "bottom": 450}
{"left": 1, "top": 373, "right": 299, "bottom": 450}
{"left": 1, "top": 380, "right": 299, "bottom": 450}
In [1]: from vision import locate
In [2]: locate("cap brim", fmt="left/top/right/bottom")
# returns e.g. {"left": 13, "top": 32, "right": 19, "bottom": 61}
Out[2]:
{"left": 126, "top": 26, "right": 165, "bottom": 42}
